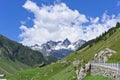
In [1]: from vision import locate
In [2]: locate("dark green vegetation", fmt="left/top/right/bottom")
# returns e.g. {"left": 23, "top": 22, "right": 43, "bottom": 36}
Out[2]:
{"left": 6, "top": 22, "right": 120, "bottom": 80}
{"left": 0, "top": 35, "right": 45, "bottom": 74}
{"left": 45, "top": 56, "right": 57, "bottom": 64}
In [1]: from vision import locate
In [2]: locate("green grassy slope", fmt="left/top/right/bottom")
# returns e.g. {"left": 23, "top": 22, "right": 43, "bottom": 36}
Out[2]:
{"left": 6, "top": 24, "right": 120, "bottom": 80}
{"left": 0, "top": 34, "right": 46, "bottom": 74}
{"left": 0, "top": 55, "right": 30, "bottom": 74}
{"left": 84, "top": 75, "right": 115, "bottom": 80}
{"left": 6, "top": 63, "right": 77, "bottom": 80}
{"left": 65, "top": 27, "right": 120, "bottom": 63}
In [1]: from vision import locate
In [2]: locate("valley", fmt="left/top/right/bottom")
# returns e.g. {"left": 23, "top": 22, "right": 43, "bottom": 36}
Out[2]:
{"left": 0, "top": 0, "right": 120, "bottom": 80}
{"left": 4, "top": 23, "right": 120, "bottom": 80}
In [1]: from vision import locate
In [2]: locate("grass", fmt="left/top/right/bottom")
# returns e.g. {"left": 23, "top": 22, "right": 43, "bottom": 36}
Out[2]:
{"left": 6, "top": 28, "right": 120, "bottom": 80}
{"left": 84, "top": 75, "right": 115, "bottom": 80}
{"left": 65, "top": 28, "right": 120, "bottom": 63}
{"left": 48, "top": 65, "right": 77, "bottom": 80}
{"left": 0, "top": 55, "right": 30, "bottom": 74}
{"left": 6, "top": 63, "right": 77, "bottom": 80}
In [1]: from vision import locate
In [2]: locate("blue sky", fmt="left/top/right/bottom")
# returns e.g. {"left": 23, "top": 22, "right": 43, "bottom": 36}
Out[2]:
{"left": 0, "top": 0, "right": 120, "bottom": 45}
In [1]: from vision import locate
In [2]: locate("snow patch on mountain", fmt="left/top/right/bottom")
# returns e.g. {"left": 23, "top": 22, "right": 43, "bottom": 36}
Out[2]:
{"left": 30, "top": 38, "right": 86, "bottom": 58}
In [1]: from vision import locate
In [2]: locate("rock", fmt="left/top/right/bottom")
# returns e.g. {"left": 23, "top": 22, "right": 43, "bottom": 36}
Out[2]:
{"left": 93, "top": 48, "right": 116, "bottom": 63}
{"left": 77, "top": 67, "right": 86, "bottom": 80}
{"left": 85, "top": 62, "right": 91, "bottom": 72}
{"left": 73, "top": 60, "right": 81, "bottom": 70}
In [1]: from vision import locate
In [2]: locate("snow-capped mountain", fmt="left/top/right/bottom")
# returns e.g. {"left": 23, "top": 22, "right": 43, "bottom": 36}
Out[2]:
{"left": 68, "top": 39, "right": 86, "bottom": 50}
{"left": 31, "top": 38, "right": 86, "bottom": 58}
{"left": 62, "top": 38, "right": 71, "bottom": 47}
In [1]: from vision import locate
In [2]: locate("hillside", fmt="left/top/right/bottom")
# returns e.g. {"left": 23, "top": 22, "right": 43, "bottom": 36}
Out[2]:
{"left": 0, "top": 56, "right": 30, "bottom": 74}
{"left": 6, "top": 22, "right": 120, "bottom": 80}
{"left": 66, "top": 22, "right": 120, "bottom": 63}
{"left": 0, "top": 35, "right": 45, "bottom": 74}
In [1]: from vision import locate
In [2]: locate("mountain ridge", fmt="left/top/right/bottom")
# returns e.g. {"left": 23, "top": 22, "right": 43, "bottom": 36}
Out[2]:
{"left": 0, "top": 35, "right": 44, "bottom": 66}
{"left": 31, "top": 38, "right": 86, "bottom": 58}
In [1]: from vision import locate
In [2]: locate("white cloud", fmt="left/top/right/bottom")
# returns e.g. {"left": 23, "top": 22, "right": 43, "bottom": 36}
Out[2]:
{"left": 19, "top": 0, "right": 120, "bottom": 46}
{"left": 84, "top": 13, "right": 120, "bottom": 40}
{"left": 90, "top": 17, "right": 99, "bottom": 24}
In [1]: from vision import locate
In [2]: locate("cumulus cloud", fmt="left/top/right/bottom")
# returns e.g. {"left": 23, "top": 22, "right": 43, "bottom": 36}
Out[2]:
{"left": 85, "top": 13, "right": 120, "bottom": 40}
{"left": 90, "top": 17, "right": 99, "bottom": 24}
{"left": 19, "top": 0, "right": 120, "bottom": 46}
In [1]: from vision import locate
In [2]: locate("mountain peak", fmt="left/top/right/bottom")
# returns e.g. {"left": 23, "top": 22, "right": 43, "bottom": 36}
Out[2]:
{"left": 30, "top": 38, "right": 86, "bottom": 58}
{"left": 62, "top": 38, "right": 71, "bottom": 46}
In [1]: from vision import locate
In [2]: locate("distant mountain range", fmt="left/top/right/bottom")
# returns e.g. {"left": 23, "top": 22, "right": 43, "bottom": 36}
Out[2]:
{"left": 31, "top": 38, "right": 86, "bottom": 58}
